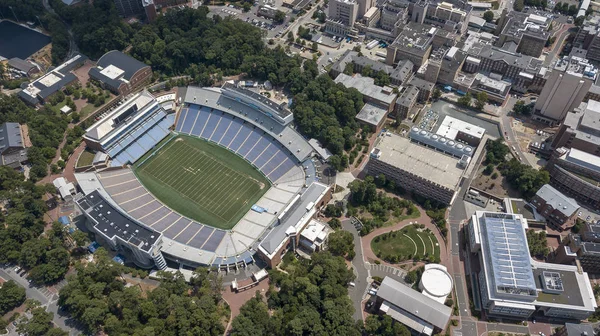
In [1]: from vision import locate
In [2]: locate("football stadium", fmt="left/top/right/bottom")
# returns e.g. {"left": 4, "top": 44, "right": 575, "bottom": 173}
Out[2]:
{"left": 75, "top": 84, "right": 331, "bottom": 271}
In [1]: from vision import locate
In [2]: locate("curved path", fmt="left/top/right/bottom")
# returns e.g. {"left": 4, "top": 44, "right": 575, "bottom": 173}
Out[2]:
{"left": 360, "top": 205, "right": 448, "bottom": 268}
{"left": 403, "top": 234, "right": 418, "bottom": 256}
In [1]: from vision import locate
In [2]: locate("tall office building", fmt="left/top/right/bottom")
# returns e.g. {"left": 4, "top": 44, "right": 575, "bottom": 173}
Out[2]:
{"left": 533, "top": 56, "right": 597, "bottom": 125}
{"left": 328, "top": 0, "right": 359, "bottom": 26}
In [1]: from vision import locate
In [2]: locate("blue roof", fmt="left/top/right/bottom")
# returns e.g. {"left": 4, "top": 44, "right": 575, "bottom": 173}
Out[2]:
{"left": 58, "top": 216, "right": 70, "bottom": 225}
{"left": 113, "top": 254, "right": 125, "bottom": 264}
{"left": 480, "top": 213, "right": 537, "bottom": 295}
{"left": 88, "top": 241, "right": 100, "bottom": 253}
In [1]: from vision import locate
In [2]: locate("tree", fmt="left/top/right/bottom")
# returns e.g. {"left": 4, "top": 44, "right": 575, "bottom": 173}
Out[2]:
{"left": 575, "top": 16, "right": 585, "bottom": 26}
{"left": 343, "top": 62, "right": 355, "bottom": 75}
{"left": 274, "top": 10, "right": 286, "bottom": 23}
{"left": 0, "top": 280, "right": 26, "bottom": 315}
{"left": 311, "top": 41, "right": 319, "bottom": 51}
{"left": 432, "top": 88, "right": 442, "bottom": 101}
{"left": 475, "top": 91, "right": 487, "bottom": 110}
{"left": 527, "top": 229, "right": 549, "bottom": 259}
{"left": 514, "top": 0, "right": 524, "bottom": 11}
{"left": 404, "top": 271, "right": 418, "bottom": 283}
{"left": 483, "top": 10, "right": 494, "bottom": 22}
{"left": 231, "top": 252, "right": 358, "bottom": 336}
{"left": 328, "top": 218, "right": 341, "bottom": 229}
{"left": 16, "top": 307, "right": 58, "bottom": 336}
{"left": 328, "top": 230, "right": 355, "bottom": 259}
{"left": 287, "top": 31, "right": 294, "bottom": 42}
{"left": 513, "top": 100, "right": 532, "bottom": 115}
{"left": 457, "top": 92, "right": 472, "bottom": 107}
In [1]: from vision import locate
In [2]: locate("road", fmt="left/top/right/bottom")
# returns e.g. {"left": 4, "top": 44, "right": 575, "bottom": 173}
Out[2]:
{"left": 0, "top": 267, "right": 81, "bottom": 335}
{"left": 42, "top": 0, "right": 79, "bottom": 59}
{"left": 342, "top": 219, "right": 370, "bottom": 321}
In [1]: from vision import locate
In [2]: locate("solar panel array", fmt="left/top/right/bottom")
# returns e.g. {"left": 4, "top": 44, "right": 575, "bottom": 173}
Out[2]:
{"left": 175, "top": 105, "right": 297, "bottom": 182}
{"left": 481, "top": 213, "right": 537, "bottom": 295}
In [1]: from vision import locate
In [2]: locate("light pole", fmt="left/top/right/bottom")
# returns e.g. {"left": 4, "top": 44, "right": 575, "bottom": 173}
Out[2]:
{"left": 35, "top": 15, "right": 43, "bottom": 29}
{"left": 8, "top": 6, "right": 18, "bottom": 23}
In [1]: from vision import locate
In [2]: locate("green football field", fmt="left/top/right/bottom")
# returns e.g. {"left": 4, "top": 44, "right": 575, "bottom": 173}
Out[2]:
{"left": 134, "top": 135, "right": 271, "bottom": 230}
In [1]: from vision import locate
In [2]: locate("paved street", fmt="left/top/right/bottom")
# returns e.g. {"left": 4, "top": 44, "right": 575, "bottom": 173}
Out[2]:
{"left": 342, "top": 219, "right": 369, "bottom": 321}
{"left": 0, "top": 267, "right": 81, "bottom": 335}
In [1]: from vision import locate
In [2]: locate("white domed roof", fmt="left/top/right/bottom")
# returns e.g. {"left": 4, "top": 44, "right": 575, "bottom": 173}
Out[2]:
{"left": 419, "top": 264, "right": 453, "bottom": 301}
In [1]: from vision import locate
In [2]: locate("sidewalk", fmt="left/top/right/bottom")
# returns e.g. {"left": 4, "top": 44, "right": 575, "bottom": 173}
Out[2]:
{"left": 360, "top": 205, "right": 449, "bottom": 268}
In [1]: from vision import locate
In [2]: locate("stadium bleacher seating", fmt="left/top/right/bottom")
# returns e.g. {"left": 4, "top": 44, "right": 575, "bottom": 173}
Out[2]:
{"left": 109, "top": 110, "right": 173, "bottom": 167}
{"left": 176, "top": 105, "right": 298, "bottom": 182}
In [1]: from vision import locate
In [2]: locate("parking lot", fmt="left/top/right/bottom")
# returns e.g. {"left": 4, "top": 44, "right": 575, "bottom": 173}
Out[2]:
{"left": 207, "top": 4, "right": 291, "bottom": 39}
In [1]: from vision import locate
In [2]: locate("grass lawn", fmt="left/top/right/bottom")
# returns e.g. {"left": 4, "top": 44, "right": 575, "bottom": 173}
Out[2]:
{"left": 134, "top": 135, "right": 271, "bottom": 230}
{"left": 76, "top": 149, "right": 95, "bottom": 168}
{"left": 80, "top": 104, "right": 96, "bottom": 118}
{"left": 371, "top": 225, "right": 440, "bottom": 262}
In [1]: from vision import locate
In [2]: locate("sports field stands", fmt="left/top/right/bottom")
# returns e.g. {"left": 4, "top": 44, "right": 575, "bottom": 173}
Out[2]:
{"left": 176, "top": 105, "right": 297, "bottom": 182}
{"left": 83, "top": 90, "right": 174, "bottom": 167}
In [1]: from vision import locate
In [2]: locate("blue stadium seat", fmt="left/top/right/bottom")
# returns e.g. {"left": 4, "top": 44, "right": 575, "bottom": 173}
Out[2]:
{"left": 201, "top": 112, "right": 221, "bottom": 139}
{"left": 219, "top": 118, "right": 243, "bottom": 147}
{"left": 136, "top": 133, "right": 158, "bottom": 151}
{"left": 175, "top": 108, "right": 188, "bottom": 131}
{"left": 260, "top": 150, "right": 285, "bottom": 176}
{"left": 190, "top": 107, "right": 211, "bottom": 136}
{"left": 147, "top": 122, "right": 169, "bottom": 142}
{"left": 268, "top": 156, "right": 295, "bottom": 181}
{"left": 236, "top": 128, "right": 261, "bottom": 157}
{"left": 180, "top": 108, "right": 199, "bottom": 134}
{"left": 227, "top": 123, "right": 251, "bottom": 152}
{"left": 125, "top": 142, "right": 147, "bottom": 163}
{"left": 210, "top": 114, "right": 232, "bottom": 142}
{"left": 253, "top": 142, "right": 278, "bottom": 168}
{"left": 244, "top": 137, "right": 269, "bottom": 162}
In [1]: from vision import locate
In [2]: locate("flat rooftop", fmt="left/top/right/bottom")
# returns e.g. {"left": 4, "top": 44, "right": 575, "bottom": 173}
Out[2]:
{"left": 373, "top": 133, "right": 464, "bottom": 190}
{"left": 356, "top": 102, "right": 388, "bottom": 127}
{"left": 76, "top": 190, "right": 160, "bottom": 252}
{"left": 334, "top": 73, "right": 396, "bottom": 106}
{"left": 84, "top": 90, "right": 156, "bottom": 142}
{"left": 436, "top": 115, "right": 485, "bottom": 140}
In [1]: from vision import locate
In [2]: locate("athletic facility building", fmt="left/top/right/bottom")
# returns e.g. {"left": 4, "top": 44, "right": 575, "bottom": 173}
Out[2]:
{"left": 468, "top": 211, "right": 597, "bottom": 320}
{"left": 75, "top": 84, "right": 329, "bottom": 271}
{"left": 88, "top": 50, "right": 152, "bottom": 96}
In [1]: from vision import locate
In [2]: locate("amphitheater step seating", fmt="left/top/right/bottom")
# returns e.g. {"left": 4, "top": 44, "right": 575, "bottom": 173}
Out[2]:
{"left": 176, "top": 105, "right": 298, "bottom": 182}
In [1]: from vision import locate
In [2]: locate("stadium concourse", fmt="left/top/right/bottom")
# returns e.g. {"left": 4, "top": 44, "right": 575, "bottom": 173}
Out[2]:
{"left": 75, "top": 84, "right": 330, "bottom": 272}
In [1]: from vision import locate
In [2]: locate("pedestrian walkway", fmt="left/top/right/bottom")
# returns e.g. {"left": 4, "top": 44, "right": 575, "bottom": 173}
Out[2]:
{"left": 360, "top": 206, "right": 449, "bottom": 268}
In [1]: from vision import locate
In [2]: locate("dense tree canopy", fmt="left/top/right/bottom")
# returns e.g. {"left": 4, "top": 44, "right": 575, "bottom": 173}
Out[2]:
{"left": 59, "top": 249, "right": 226, "bottom": 335}
{"left": 231, "top": 252, "right": 358, "bottom": 336}
{"left": 0, "top": 280, "right": 26, "bottom": 315}
{"left": 0, "top": 95, "right": 69, "bottom": 181}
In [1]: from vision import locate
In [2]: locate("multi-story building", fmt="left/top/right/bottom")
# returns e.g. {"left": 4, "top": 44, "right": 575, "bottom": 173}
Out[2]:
{"left": 530, "top": 184, "right": 579, "bottom": 231}
{"left": 409, "top": 76, "right": 435, "bottom": 101}
{"left": 386, "top": 22, "right": 436, "bottom": 68}
{"left": 368, "top": 130, "right": 471, "bottom": 204}
{"left": 394, "top": 85, "right": 419, "bottom": 119}
{"left": 17, "top": 54, "right": 87, "bottom": 106}
{"left": 495, "top": 11, "right": 551, "bottom": 58}
{"left": 423, "top": 1, "right": 469, "bottom": 34}
{"left": 0, "top": 123, "right": 29, "bottom": 169}
{"left": 330, "top": 50, "right": 414, "bottom": 86}
{"left": 551, "top": 100, "right": 600, "bottom": 156}
{"left": 573, "top": 14, "right": 600, "bottom": 63}
{"left": 462, "top": 36, "right": 547, "bottom": 94}
{"left": 533, "top": 56, "right": 597, "bottom": 125}
{"left": 380, "top": 0, "right": 409, "bottom": 33}
{"left": 435, "top": 116, "right": 485, "bottom": 146}
{"left": 546, "top": 147, "right": 600, "bottom": 211}
{"left": 326, "top": 0, "right": 359, "bottom": 35}
{"left": 468, "top": 211, "right": 597, "bottom": 320}
{"left": 560, "top": 223, "right": 600, "bottom": 273}
{"left": 88, "top": 50, "right": 152, "bottom": 96}
{"left": 334, "top": 73, "right": 398, "bottom": 111}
